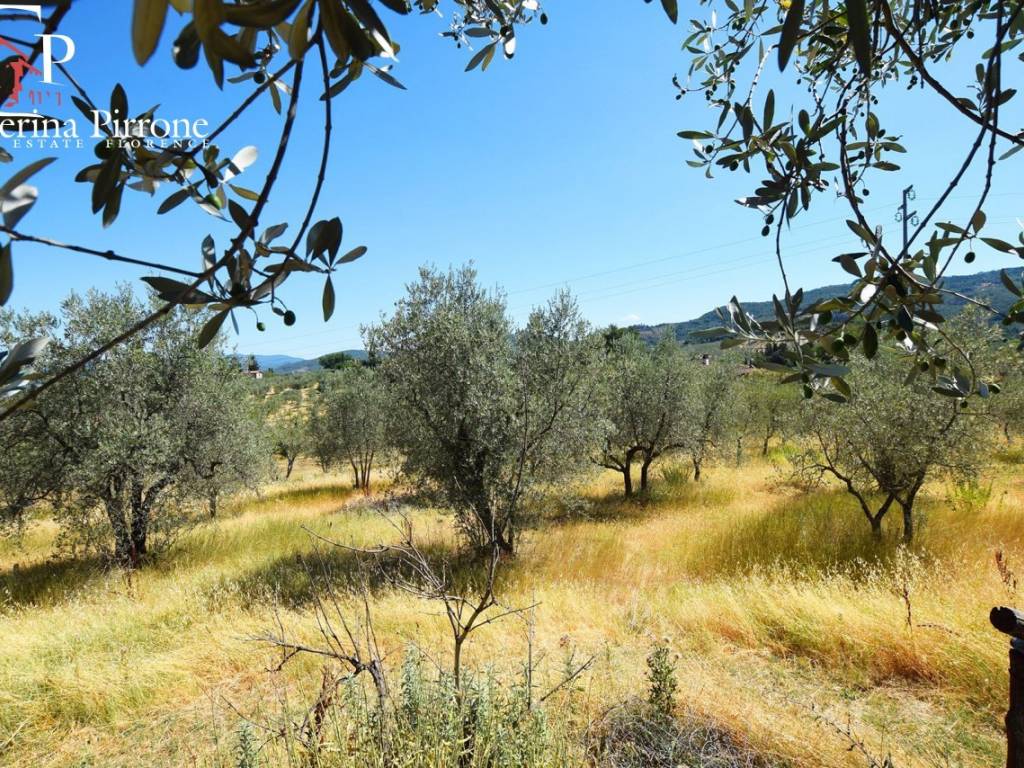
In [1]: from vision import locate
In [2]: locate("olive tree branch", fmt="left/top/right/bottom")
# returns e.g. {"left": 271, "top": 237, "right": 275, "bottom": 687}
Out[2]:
{"left": 932, "top": 0, "right": 1008, "bottom": 284}
{"left": 0, "top": 226, "right": 203, "bottom": 278}
{"left": 175, "top": 58, "right": 298, "bottom": 167}
{"left": 878, "top": 0, "right": 1024, "bottom": 147}
{"left": 0, "top": 57, "right": 307, "bottom": 423}
{"left": 288, "top": 31, "right": 333, "bottom": 256}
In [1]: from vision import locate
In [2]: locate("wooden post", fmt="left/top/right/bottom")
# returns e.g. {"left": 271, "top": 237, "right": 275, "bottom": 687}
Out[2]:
{"left": 991, "top": 606, "right": 1024, "bottom": 768}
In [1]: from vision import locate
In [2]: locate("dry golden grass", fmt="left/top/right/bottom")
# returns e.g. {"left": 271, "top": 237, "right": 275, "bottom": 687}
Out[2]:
{"left": 1, "top": 453, "right": 1022, "bottom": 767}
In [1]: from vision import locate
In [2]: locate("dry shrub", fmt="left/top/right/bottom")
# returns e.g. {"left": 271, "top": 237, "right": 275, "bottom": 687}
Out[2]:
{"left": 587, "top": 700, "right": 785, "bottom": 768}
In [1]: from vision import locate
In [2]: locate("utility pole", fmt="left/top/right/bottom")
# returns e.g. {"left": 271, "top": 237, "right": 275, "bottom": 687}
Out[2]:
{"left": 894, "top": 184, "right": 919, "bottom": 259}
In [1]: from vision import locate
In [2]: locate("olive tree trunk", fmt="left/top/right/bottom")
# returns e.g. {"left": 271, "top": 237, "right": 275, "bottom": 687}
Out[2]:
{"left": 103, "top": 475, "right": 171, "bottom": 568}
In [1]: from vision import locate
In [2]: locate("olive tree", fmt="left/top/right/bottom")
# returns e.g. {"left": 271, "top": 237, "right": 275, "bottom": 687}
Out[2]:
{"left": 0, "top": 310, "right": 60, "bottom": 537}
{"left": 989, "top": 344, "right": 1024, "bottom": 445}
{"left": 598, "top": 333, "right": 692, "bottom": 497}
{"left": 732, "top": 370, "right": 800, "bottom": 460}
{"left": 0, "top": 287, "right": 271, "bottom": 566}
{"left": 270, "top": 403, "right": 309, "bottom": 480}
{"left": 677, "top": 358, "right": 737, "bottom": 482}
{"left": 308, "top": 368, "right": 388, "bottom": 492}
{"left": 365, "top": 266, "right": 602, "bottom": 555}
{"left": 795, "top": 351, "right": 989, "bottom": 542}
{"left": 189, "top": 358, "right": 272, "bottom": 519}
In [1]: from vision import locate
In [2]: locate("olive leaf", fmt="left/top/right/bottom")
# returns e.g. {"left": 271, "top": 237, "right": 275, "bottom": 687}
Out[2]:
{"left": 323, "top": 275, "right": 336, "bottom": 321}
{"left": 338, "top": 245, "right": 367, "bottom": 264}
{"left": 660, "top": 0, "right": 678, "bottom": 24}
{"left": 197, "top": 309, "right": 229, "bottom": 349}
{"left": 133, "top": 0, "right": 169, "bottom": 65}
{"left": 862, "top": 322, "right": 878, "bottom": 359}
{"left": 778, "top": 0, "right": 805, "bottom": 71}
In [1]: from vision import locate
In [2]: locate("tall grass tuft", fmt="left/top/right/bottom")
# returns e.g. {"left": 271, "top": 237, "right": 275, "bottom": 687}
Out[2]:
{"left": 236, "top": 648, "right": 581, "bottom": 767}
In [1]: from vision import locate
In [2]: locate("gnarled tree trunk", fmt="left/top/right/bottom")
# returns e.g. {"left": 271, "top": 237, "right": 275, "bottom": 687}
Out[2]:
{"left": 900, "top": 481, "right": 924, "bottom": 543}
{"left": 639, "top": 450, "right": 658, "bottom": 493}
{"left": 103, "top": 474, "right": 170, "bottom": 568}
{"left": 604, "top": 447, "right": 639, "bottom": 497}
{"left": 867, "top": 494, "right": 896, "bottom": 541}
{"left": 106, "top": 496, "right": 136, "bottom": 568}
{"left": 350, "top": 451, "right": 375, "bottom": 494}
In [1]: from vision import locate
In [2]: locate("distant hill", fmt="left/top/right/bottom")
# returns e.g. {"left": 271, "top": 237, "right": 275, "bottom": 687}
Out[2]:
{"left": 631, "top": 268, "right": 1021, "bottom": 344}
{"left": 250, "top": 354, "right": 308, "bottom": 369}
{"left": 237, "top": 350, "right": 368, "bottom": 373}
{"left": 234, "top": 354, "right": 311, "bottom": 372}
{"left": 240, "top": 270, "right": 1019, "bottom": 365}
{"left": 271, "top": 357, "right": 320, "bottom": 373}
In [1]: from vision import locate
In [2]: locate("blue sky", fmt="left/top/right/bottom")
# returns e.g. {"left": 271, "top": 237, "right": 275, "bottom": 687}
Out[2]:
{"left": 4, "top": 0, "right": 1022, "bottom": 359}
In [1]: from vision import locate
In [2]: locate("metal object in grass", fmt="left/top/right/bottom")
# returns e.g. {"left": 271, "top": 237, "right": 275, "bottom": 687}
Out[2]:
{"left": 991, "top": 606, "right": 1024, "bottom": 768}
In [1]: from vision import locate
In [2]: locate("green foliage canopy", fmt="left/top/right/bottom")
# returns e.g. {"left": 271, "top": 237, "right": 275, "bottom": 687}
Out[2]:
{"left": 365, "top": 266, "right": 603, "bottom": 554}
{"left": 308, "top": 367, "right": 388, "bottom": 490}
{"left": 598, "top": 333, "right": 694, "bottom": 496}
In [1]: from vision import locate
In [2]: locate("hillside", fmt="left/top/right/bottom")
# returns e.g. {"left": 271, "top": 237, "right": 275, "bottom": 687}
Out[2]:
{"left": 240, "top": 350, "right": 369, "bottom": 373}
{"left": 632, "top": 268, "right": 1020, "bottom": 344}
{"left": 236, "top": 354, "right": 312, "bottom": 372}
{"left": 243, "top": 270, "right": 1020, "bottom": 363}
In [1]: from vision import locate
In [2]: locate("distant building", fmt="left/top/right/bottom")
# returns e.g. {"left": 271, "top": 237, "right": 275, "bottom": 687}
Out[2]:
{"left": 243, "top": 354, "right": 263, "bottom": 379}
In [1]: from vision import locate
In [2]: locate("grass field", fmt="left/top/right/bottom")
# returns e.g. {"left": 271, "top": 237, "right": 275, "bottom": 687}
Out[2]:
{"left": 1, "top": 453, "right": 1022, "bottom": 767}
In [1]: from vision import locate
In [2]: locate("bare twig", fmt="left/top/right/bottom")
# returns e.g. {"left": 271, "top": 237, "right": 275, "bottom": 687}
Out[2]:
{"left": 0, "top": 226, "right": 203, "bottom": 278}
